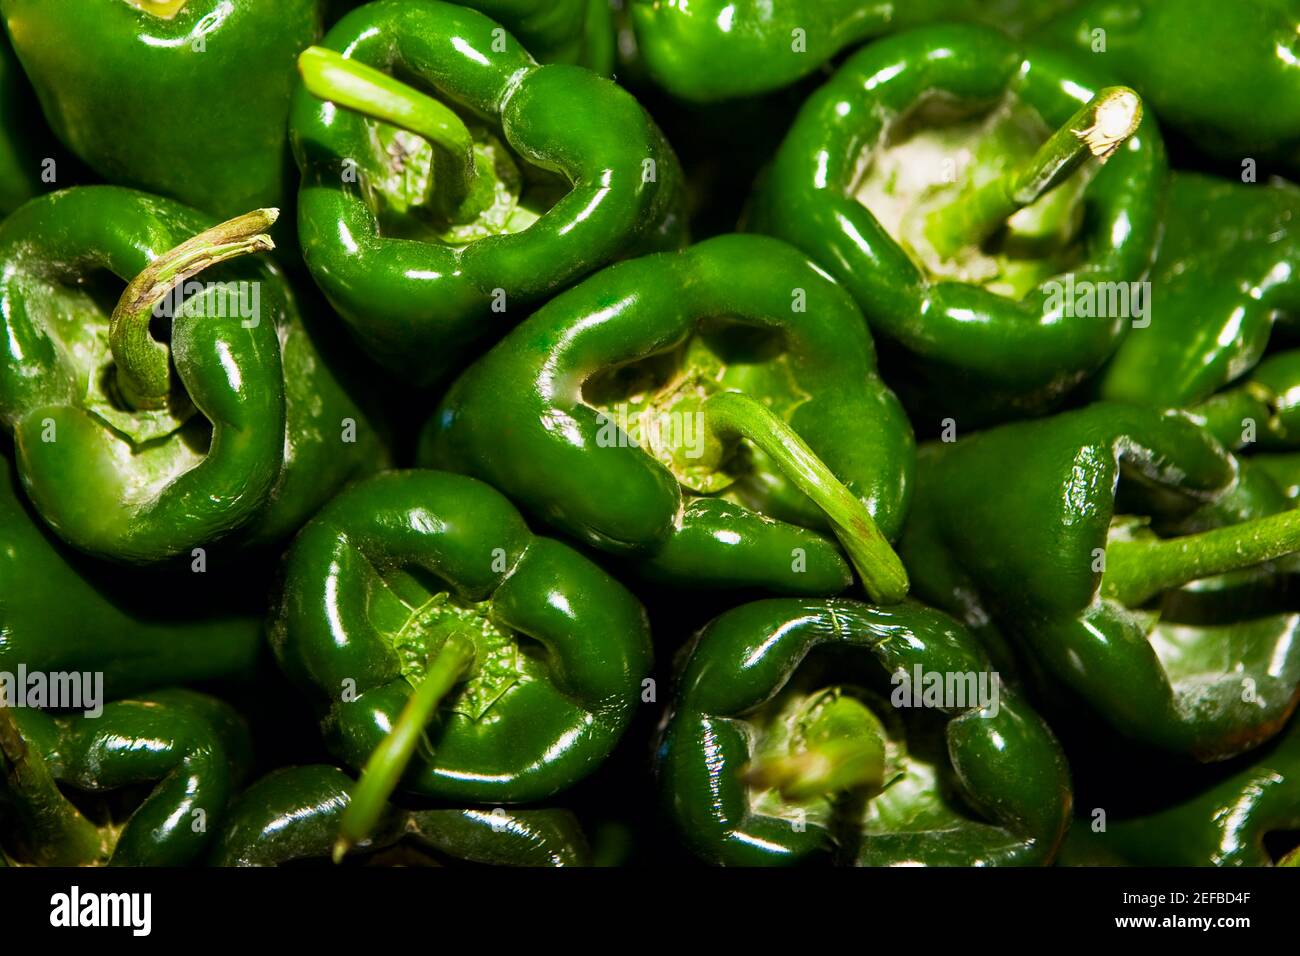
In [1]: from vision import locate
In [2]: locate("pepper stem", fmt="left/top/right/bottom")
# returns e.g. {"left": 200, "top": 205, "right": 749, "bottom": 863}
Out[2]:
{"left": 333, "top": 632, "right": 476, "bottom": 864}
{"left": 0, "top": 702, "right": 105, "bottom": 866}
{"left": 743, "top": 692, "right": 887, "bottom": 803}
{"left": 702, "top": 391, "right": 908, "bottom": 604}
{"left": 108, "top": 208, "right": 278, "bottom": 411}
{"left": 925, "top": 86, "right": 1143, "bottom": 260}
{"left": 297, "top": 46, "right": 488, "bottom": 222}
{"left": 1103, "top": 509, "right": 1300, "bottom": 607}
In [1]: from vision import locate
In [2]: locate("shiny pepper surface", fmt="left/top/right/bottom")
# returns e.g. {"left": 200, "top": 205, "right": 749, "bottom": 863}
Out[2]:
{"left": 422, "top": 234, "right": 914, "bottom": 599}
{"left": 291, "top": 0, "right": 685, "bottom": 386}
{"left": 751, "top": 24, "right": 1165, "bottom": 424}
{"left": 0, "top": 187, "right": 388, "bottom": 563}
{"left": 901, "top": 404, "right": 1300, "bottom": 761}
{"left": 1, "top": 0, "right": 323, "bottom": 218}
{"left": 0, "top": 689, "right": 251, "bottom": 866}
{"left": 657, "top": 599, "right": 1071, "bottom": 866}
{"left": 270, "top": 470, "right": 653, "bottom": 804}
{"left": 211, "top": 764, "right": 590, "bottom": 866}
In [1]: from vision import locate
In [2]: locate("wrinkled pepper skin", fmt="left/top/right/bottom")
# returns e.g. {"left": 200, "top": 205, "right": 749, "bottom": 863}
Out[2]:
{"left": 0, "top": 446, "right": 263, "bottom": 698}
{"left": 0, "top": 0, "right": 323, "bottom": 219}
{"left": 627, "top": 0, "right": 1081, "bottom": 102}
{"left": 1062, "top": 715, "right": 1300, "bottom": 866}
{"left": 210, "top": 765, "right": 591, "bottom": 866}
{"left": 291, "top": 0, "right": 685, "bottom": 386}
{"left": 421, "top": 234, "right": 914, "bottom": 595}
{"left": 900, "top": 403, "right": 1300, "bottom": 760}
{"left": 1039, "top": 0, "right": 1300, "bottom": 166}
{"left": 750, "top": 25, "right": 1165, "bottom": 423}
{"left": 0, "top": 187, "right": 388, "bottom": 564}
{"left": 1099, "top": 174, "right": 1300, "bottom": 409}
{"left": 270, "top": 470, "right": 653, "bottom": 805}
{"left": 0, "top": 689, "right": 251, "bottom": 866}
{"left": 657, "top": 599, "right": 1072, "bottom": 866}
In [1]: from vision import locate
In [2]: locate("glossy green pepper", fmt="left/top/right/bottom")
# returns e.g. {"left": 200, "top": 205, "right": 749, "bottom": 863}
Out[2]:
{"left": 657, "top": 598, "right": 1071, "bottom": 866}
{"left": 1189, "top": 350, "right": 1300, "bottom": 453}
{"left": 455, "top": 1, "right": 614, "bottom": 74}
{"left": 1098, "top": 173, "right": 1300, "bottom": 409}
{"left": 0, "top": 689, "right": 251, "bottom": 866}
{"left": 0, "top": 186, "right": 388, "bottom": 564}
{"left": 750, "top": 24, "right": 1165, "bottom": 424}
{"left": 331, "top": 0, "right": 614, "bottom": 73}
{"left": 210, "top": 764, "right": 590, "bottom": 866}
{"left": 1039, "top": 0, "right": 1300, "bottom": 167}
{"left": 1060, "top": 715, "right": 1300, "bottom": 866}
{"left": 900, "top": 403, "right": 1300, "bottom": 760}
{"left": 269, "top": 470, "right": 653, "bottom": 827}
{"left": 626, "top": 0, "right": 1082, "bottom": 102}
{"left": 421, "top": 234, "right": 914, "bottom": 601}
{"left": 1, "top": 0, "right": 323, "bottom": 219}
{"left": 290, "top": 0, "right": 685, "bottom": 386}
{"left": 0, "top": 444, "right": 263, "bottom": 699}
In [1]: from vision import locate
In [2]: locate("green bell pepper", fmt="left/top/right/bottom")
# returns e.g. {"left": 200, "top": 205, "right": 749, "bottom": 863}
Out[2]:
{"left": 1061, "top": 715, "right": 1300, "bottom": 866}
{"left": 0, "top": 689, "right": 251, "bottom": 866}
{"left": 1099, "top": 173, "right": 1300, "bottom": 409}
{"left": 0, "top": 186, "right": 388, "bottom": 564}
{"left": 210, "top": 764, "right": 590, "bottom": 866}
{"left": 657, "top": 598, "right": 1071, "bottom": 866}
{"left": 269, "top": 470, "right": 653, "bottom": 837}
{"left": 1038, "top": 0, "right": 1300, "bottom": 167}
{"left": 420, "top": 234, "right": 914, "bottom": 601}
{"left": 626, "top": 0, "right": 1082, "bottom": 102}
{"left": 900, "top": 403, "right": 1300, "bottom": 761}
{"left": 0, "top": 444, "right": 263, "bottom": 699}
{"left": 0, "top": 0, "right": 323, "bottom": 219}
{"left": 290, "top": 0, "right": 685, "bottom": 386}
{"left": 750, "top": 24, "right": 1165, "bottom": 424}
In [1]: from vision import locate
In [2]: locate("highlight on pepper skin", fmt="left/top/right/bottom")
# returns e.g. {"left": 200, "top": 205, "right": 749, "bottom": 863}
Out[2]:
{"left": 0, "top": 0, "right": 1298, "bottom": 896}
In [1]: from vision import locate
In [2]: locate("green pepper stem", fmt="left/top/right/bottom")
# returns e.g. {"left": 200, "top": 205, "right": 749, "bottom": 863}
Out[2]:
{"left": 1103, "top": 508, "right": 1300, "bottom": 607}
{"left": 333, "top": 632, "right": 476, "bottom": 864}
{"left": 297, "top": 46, "right": 486, "bottom": 221}
{"left": 702, "top": 391, "right": 908, "bottom": 604}
{"left": 109, "top": 208, "right": 278, "bottom": 411}
{"left": 0, "top": 703, "right": 105, "bottom": 866}
{"left": 743, "top": 692, "right": 887, "bottom": 802}
{"left": 925, "top": 86, "right": 1143, "bottom": 259}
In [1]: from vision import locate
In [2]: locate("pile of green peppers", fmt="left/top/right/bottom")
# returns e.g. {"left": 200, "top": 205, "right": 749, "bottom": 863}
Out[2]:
{"left": 1, "top": 0, "right": 1298, "bottom": 870}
